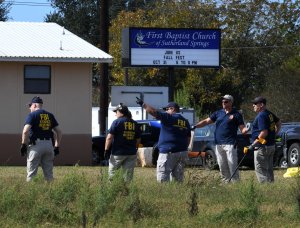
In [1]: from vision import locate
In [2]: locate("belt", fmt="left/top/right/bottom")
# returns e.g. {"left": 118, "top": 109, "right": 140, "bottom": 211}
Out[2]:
{"left": 160, "top": 150, "right": 186, "bottom": 154}
{"left": 36, "top": 137, "right": 51, "bottom": 140}
{"left": 254, "top": 145, "right": 275, "bottom": 150}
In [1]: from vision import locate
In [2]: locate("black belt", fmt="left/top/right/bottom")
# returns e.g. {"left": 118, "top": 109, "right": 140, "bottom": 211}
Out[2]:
{"left": 37, "top": 137, "right": 51, "bottom": 140}
{"left": 254, "top": 145, "right": 275, "bottom": 150}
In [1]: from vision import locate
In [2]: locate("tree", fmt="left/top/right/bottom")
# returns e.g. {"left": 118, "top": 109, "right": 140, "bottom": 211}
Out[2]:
{"left": 46, "top": 0, "right": 100, "bottom": 45}
{"left": 109, "top": 0, "right": 300, "bottom": 118}
{"left": 0, "top": 0, "right": 11, "bottom": 21}
{"left": 45, "top": 0, "right": 300, "bottom": 120}
{"left": 243, "top": 55, "right": 300, "bottom": 122}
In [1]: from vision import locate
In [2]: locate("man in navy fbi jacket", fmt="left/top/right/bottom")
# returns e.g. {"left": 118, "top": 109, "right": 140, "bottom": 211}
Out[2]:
{"left": 21, "top": 96, "right": 62, "bottom": 182}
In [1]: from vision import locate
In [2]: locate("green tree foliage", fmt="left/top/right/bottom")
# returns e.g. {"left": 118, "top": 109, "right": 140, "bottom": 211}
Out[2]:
{"left": 252, "top": 56, "right": 300, "bottom": 122}
{"left": 45, "top": 0, "right": 158, "bottom": 45}
{"left": 0, "top": 0, "right": 11, "bottom": 21}
{"left": 110, "top": 0, "right": 128, "bottom": 20}
{"left": 46, "top": 0, "right": 100, "bottom": 45}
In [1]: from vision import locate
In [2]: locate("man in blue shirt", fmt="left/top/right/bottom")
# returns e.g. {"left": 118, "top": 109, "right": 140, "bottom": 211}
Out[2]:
{"left": 136, "top": 98, "right": 191, "bottom": 183}
{"left": 250, "top": 96, "right": 281, "bottom": 183}
{"left": 105, "top": 103, "right": 141, "bottom": 182}
{"left": 21, "top": 96, "right": 62, "bottom": 182}
{"left": 192, "top": 95, "right": 248, "bottom": 183}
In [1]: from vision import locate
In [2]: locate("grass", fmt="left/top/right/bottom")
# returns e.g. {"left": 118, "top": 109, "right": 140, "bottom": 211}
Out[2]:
{"left": 0, "top": 166, "right": 300, "bottom": 227}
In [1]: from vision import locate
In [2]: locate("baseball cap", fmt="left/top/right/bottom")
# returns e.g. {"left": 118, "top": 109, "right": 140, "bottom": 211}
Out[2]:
{"left": 251, "top": 96, "right": 266, "bottom": 104}
{"left": 222, "top": 94, "right": 234, "bottom": 103}
{"left": 28, "top": 96, "right": 43, "bottom": 107}
{"left": 163, "top": 102, "right": 180, "bottom": 110}
{"left": 113, "top": 103, "right": 129, "bottom": 115}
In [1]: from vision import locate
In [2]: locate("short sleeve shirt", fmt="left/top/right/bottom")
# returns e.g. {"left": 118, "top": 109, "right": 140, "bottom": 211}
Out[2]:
{"left": 155, "top": 112, "right": 191, "bottom": 153}
{"left": 25, "top": 109, "right": 59, "bottom": 141}
{"left": 210, "top": 108, "right": 245, "bottom": 145}
{"left": 109, "top": 117, "right": 141, "bottom": 155}
{"left": 251, "top": 109, "right": 279, "bottom": 146}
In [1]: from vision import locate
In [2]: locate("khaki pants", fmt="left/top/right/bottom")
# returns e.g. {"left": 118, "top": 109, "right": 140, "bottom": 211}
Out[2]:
{"left": 254, "top": 145, "right": 275, "bottom": 183}
{"left": 108, "top": 155, "right": 137, "bottom": 182}
{"left": 156, "top": 151, "right": 188, "bottom": 183}
{"left": 215, "top": 144, "right": 238, "bottom": 183}
{"left": 27, "top": 139, "right": 54, "bottom": 182}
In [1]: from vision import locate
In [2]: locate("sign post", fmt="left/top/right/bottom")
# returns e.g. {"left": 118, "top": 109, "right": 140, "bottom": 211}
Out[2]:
{"left": 122, "top": 27, "right": 221, "bottom": 102}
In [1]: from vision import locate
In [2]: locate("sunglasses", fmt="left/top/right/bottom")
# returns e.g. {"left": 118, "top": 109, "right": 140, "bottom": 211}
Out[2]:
{"left": 165, "top": 107, "right": 172, "bottom": 111}
{"left": 222, "top": 100, "right": 229, "bottom": 104}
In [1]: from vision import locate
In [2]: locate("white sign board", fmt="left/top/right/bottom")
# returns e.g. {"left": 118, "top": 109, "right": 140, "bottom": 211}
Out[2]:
{"left": 122, "top": 27, "right": 221, "bottom": 68}
{"left": 111, "top": 86, "right": 169, "bottom": 108}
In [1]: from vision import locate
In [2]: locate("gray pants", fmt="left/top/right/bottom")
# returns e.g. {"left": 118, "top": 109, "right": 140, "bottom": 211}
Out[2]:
{"left": 156, "top": 151, "right": 188, "bottom": 183}
{"left": 27, "top": 139, "right": 54, "bottom": 182}
{"left": 215, "top": 144, "right": 239, "bottom": 183}
{"left": 254, "top": 145, "right": 275, "bottom": 183}
{"left": 108, "top": 155, "right": 137, "bottom": 182}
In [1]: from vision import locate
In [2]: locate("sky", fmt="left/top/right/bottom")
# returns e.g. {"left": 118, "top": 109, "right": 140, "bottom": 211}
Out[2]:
{"left": 5, "top": 0, "right": 54, "bottom": 22}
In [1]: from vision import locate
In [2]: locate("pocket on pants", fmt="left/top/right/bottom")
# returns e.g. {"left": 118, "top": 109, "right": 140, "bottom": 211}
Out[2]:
{"left": 157, "top": 154, "right": 167, "bottom": 167}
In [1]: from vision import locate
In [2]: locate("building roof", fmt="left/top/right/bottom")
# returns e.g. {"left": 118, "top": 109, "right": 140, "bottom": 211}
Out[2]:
{"left": 0, "top": 22, "right": 113, "bottom": 63}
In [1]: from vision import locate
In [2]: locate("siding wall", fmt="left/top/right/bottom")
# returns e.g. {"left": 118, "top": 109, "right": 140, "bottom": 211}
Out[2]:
{"left": 0, "top": 62, "right": 93, "bottom": 165}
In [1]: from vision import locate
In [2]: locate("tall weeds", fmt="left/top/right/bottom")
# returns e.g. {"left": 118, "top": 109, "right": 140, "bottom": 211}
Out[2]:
{"left": 0, "top": 167, "right": 298, "bottom": 227}
{"left": 213, "top": 178, "right": 261, "bottom": 226}
{"left": 292, "top": 176, "right": 300, "bottom": 218}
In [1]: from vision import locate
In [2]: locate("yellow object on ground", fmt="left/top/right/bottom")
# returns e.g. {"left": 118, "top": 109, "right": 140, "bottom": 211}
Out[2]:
{"left": 283, "top": 167, "right": 300, "bottom": 178}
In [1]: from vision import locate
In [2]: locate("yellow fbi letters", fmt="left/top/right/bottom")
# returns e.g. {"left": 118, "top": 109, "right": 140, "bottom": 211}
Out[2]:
{"left": 39, "top": 114, "right": 51, "bottom": 130}
{"left": 174, "top": 119, "right": 187, "bottom": 129}
{"left": 123, "top": 121, "right": 136, "bottom": 140}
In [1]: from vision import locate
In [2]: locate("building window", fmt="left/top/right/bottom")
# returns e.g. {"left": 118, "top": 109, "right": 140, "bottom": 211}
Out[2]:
{"left": 24, "top": 65, "right": 51, "bottom": 94}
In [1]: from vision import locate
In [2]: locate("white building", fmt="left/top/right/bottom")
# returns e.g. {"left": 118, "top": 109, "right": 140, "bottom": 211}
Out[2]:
{"left": 0, "top": 22, "right": 113, "bottom": 165}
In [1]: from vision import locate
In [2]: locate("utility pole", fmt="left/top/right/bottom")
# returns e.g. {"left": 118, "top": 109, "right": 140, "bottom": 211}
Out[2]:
{"left": 168, "top": 67, "right": 174, "bottom": 101}
{"left": 99, "top": 0, "right": 109, "bottom": 135}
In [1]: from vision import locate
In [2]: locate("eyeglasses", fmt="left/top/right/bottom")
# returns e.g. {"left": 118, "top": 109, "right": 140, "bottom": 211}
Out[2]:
{"left": 165, "top": 107, "right": 172, "bottom": 111}
{"left": 222, "top": 100, "right": 229, "bottom": 104}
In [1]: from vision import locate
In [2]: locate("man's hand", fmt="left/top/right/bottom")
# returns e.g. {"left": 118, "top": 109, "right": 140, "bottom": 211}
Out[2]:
{"left": 20, "top": 144, "right": 27, "bottom": 156}
{"left": 54, "top": 147, "right": 59, "bottom": 156}
{"left": 244, "top": 144, "right": 255, "bottom": 154}
{"left": 257, "top": 138, "right": 266, "bottom": 145}
{"left": 136, "top": 97, "right": 144, "bottom": 106}
{"left": 248, "top": 144, "right": 255, "bottom": 152}
{"left": 104, "top": 150, "right": 110, "bottom": 159}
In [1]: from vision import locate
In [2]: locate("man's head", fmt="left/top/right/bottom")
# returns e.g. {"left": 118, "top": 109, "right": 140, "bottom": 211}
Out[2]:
{"left": 163, "top": 102, "right": 180, "bottom": 113}
{"left": 221, "top": 94, "right": 233, "bottom": 109}
{"left": 113, "top": 103, "right": 129, "bottom": 118}
{"left": 251, "top": 96, "right": 266, "bottom": 112}
{"left": 28, "top": 96, "right": 43, "bottom": 111}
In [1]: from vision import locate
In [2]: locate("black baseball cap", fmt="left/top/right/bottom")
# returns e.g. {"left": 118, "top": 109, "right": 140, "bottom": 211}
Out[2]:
{"left": 28, "top": 96, "right": 43, "bottom": 107}
{"left": 113, "top": 103, "right": 129, "bottom": 115}
{"left": 163, "top": 102, "right": 180, "bottom": 110}
{"left": 251, "top": 96, "right": 266, "bottom": 104}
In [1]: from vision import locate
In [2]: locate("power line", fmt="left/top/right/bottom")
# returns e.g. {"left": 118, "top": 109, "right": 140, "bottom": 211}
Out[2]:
{"left": 223, "top": 44, "right": 299, "bottom": 50}
{"left": 3, "top": 1, "right": 51, "bottom": 7}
